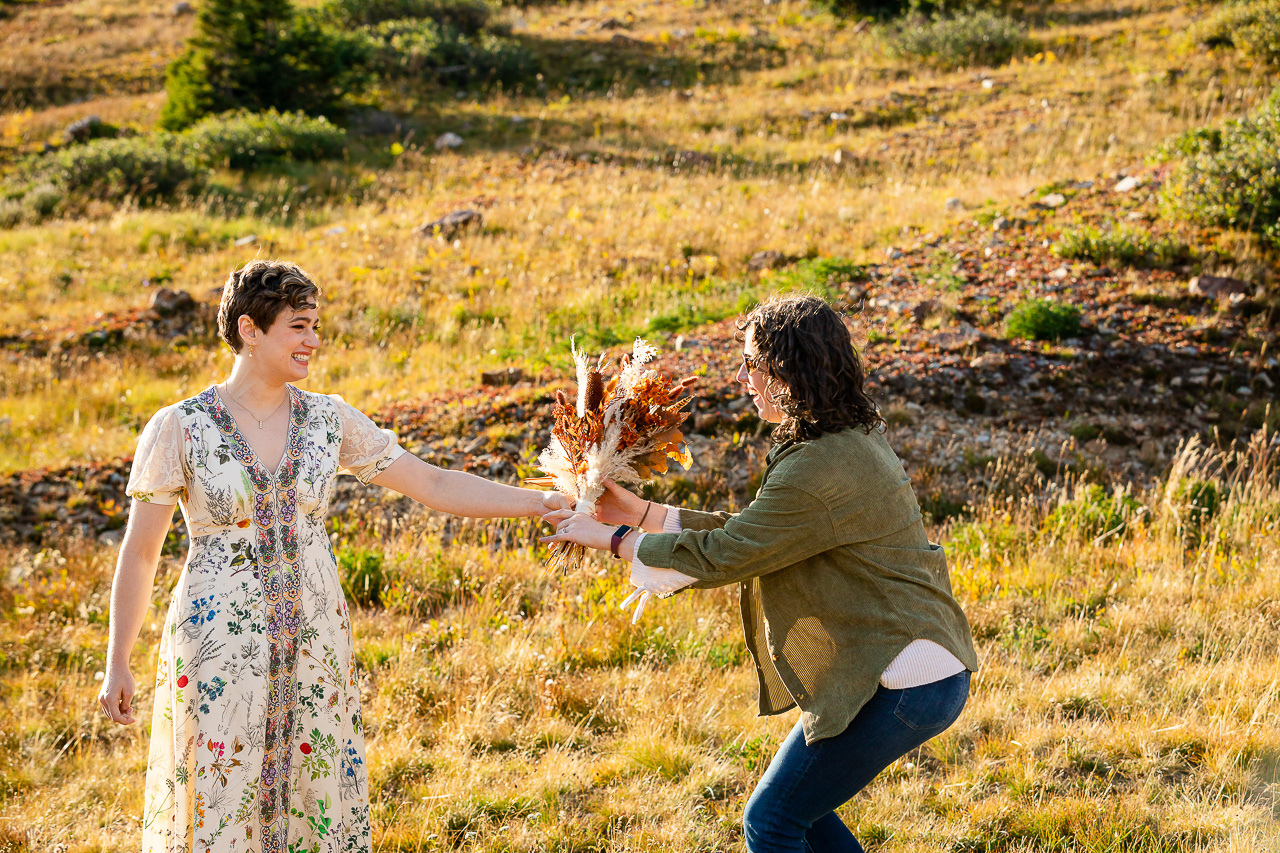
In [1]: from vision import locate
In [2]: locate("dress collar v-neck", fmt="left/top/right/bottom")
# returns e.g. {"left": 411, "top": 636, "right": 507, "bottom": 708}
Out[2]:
{"left": 200, "top": 385, "right": 301, "bottom": 482}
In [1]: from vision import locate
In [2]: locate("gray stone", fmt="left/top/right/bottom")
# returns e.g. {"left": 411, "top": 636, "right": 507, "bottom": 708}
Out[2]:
{"left": 1188, "top": 275, "right": 1252, "bottom": 300}
{"left": 64, "top": 115, "right": 101, "bottom": 143}
{"left": 434, "top": 132, "right": 464, "bottom": 150}
{"left": 481, "top": 367, "right": 525, "bottom": 387}
{"left": 945, "top": 197, "right": 965, "bottom": 212}
{"left": 172, "top": 1, "right": 194, "bottom": 15}
{"left": 414, "top": 209, "right": 483, "bottom": 240}
{"left": 1114, "top": 175, "right": 1141, "bottom": 193}
{"left": 149, "top": 288, "right": 196, "bottom": 316}
{"left": 1038, "top": 192, "right": 1067, "bottom": 209}
{"left": 98, "top": 529, "right": 126, "bottom": 547}
{"left": 747, "top": 250, "right": 788, "bottom": 271}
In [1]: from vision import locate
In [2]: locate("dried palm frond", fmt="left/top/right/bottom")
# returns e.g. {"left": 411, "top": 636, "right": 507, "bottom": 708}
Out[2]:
{"left": 535, "top": 337, "right": 697, "bottom": 571}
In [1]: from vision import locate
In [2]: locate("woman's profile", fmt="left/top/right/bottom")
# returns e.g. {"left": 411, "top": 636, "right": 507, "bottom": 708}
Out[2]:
{"left": 98, "top": 259, "right": 568, "bottom": 852}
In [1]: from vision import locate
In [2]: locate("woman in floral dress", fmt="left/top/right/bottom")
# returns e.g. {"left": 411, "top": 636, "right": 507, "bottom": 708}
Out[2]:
{"left": 99, "top": 260, "right": 568, "bottom": 853}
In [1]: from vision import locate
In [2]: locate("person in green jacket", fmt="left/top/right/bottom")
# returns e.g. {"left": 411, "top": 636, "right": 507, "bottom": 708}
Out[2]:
{"left": 541, "top": 294, "right": 979, "bottom": 853}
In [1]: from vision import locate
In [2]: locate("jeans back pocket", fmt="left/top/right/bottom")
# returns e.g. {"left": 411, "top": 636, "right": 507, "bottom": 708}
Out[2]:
{"left": 892, "top": 671, "right": 970, "bottom": 732}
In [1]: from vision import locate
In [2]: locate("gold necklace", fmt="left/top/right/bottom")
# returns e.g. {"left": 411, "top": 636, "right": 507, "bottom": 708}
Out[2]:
{"left": 223, "top": 384, "right": 289, "bottom": 429}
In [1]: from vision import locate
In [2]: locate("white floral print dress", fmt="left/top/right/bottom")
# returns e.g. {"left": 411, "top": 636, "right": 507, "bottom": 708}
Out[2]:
{"left": 126, "top": 385, "right": 404, "bottom": 853}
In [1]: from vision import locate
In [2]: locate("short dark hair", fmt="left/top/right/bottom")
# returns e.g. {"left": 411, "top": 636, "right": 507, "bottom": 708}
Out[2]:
{"left": 737, "top": 294, "right": 884, "bottom": 445}
{"left": 217, "top": 260, "right": 320, "bottom": 353}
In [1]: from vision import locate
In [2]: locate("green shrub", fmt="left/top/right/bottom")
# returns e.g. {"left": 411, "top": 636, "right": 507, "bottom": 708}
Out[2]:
{"left": 1056, "top": 222, "right": 1190, "bottom": 269}
{"left": 323, "top": 0, "right": 494, "bottom": 33}
{"left": 0, "top": 199, "right": 22, "bottom": 229}
{"left": 160, "top": 0, "right": 373, "bottom": 130}
{"left": 1004, "top": 299, "right": 1083, "bottom": 341}
{"left": 12, "top": 136, "right": 206, "bottom": 204}
{"left": 363, "top": 17, "right": 535, "bottom": 84}
{"left": 1170, "top": 478, "right": 1221, "bottom": 541}
{"left": 809, "top": 0, "right": 941, "bottom": 17}
{"left": 1160, "top": 86, "right": 1280, "bottom": 248}
{"left": 886, "top": 10, "right": 1031, "bottom": 69}
{"left": 339, "top": 545, "right": 386, "bottom": 607}
{"left": 1045, "top": 484, "right": 1145, "bottom": 539}
{"left": 1191, "top": 0, "right": 1280, "bottom": 66}
{"left": 186, "top": 109, "right": 347, "bottom": 169}
{"left": 770, "top": 257, "right": 864, "bottom": 295}
{"left": 22, "top": 183, "right": 63, "bottom": 219}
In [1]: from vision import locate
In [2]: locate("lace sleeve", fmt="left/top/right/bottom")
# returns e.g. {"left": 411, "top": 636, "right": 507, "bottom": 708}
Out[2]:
{"left": 126, "top": 405, "right": 187, "bottom": 505}
{"left": 331, "top": 395, "right": 405, "bottom": 484}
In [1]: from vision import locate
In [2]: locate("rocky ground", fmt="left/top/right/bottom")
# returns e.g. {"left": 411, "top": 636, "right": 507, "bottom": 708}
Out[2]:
{"left": 3, "top": 161, "right": 1276, "bottom": 549}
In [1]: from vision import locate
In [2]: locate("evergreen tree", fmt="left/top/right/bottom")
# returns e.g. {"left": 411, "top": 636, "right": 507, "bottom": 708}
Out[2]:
{"left": 160, "top": 0, "right": 371, "bottom": 130}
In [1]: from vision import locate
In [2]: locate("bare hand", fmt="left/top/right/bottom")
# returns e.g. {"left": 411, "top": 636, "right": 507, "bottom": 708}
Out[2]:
{"left": 99, "top": 665, "right": 137, "bottom": 725}
{"left": 540, "top": 508, "right": 614, "bottom": 551}
{"left": 540, "top": 490, "right": 574, "bottom": 514}
{"left": 594, "top": 479, "right": 647, "bottom": 526}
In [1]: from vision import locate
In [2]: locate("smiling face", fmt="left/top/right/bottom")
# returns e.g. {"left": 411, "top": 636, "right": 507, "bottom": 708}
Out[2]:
{"left": 238, "top": 307, "right": 321, "bottom": 382}
{"left": 735, "top": 326, "right": 785, "bottom": 423}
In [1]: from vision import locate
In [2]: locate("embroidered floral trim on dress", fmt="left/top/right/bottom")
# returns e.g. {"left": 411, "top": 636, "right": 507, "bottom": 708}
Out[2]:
{"left": 198, "top": 385, "right": 309, "bottom": 853}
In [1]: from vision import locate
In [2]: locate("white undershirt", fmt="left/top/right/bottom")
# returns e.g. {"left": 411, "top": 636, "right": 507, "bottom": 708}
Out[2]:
{"left": 631, "top": 506, "right": 967, "bottom": 689}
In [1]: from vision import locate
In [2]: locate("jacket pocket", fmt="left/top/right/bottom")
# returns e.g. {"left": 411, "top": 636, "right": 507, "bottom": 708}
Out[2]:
{"left": 892, "top": 671, "right": 969, "bottom": 731}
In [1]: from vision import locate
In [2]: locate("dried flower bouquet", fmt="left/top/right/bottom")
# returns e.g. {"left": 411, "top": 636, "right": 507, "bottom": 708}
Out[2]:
{"left": 530, "top": 337, "right": 696, "bottom": 570}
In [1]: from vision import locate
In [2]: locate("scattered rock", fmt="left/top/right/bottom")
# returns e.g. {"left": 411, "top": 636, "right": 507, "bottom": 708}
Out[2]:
{"left": 98, "top": 529, "right": 125, "bottom": 547}
{"left": 64, "top": 115, "right": 101, "bottom": 143}
{"left": 992, "top": 216, "right": 1015, "bottom": 232}
{"left": 670, "top": 150, "right": 713, "bottom": 169}
{"left": 747, "top": 250, "right": 789, "bottom": 271}
{"left": 149, "top": 288, "right": 197, "bottom": 317}
{"left": 885, "top": 246, "right": 904, "bottom": 260}
{"left": 1114, "top": 176, "right": 1141, "bottom": 193}
{"left": 1034, "top": 192, "right": 1067, "bottom": 209}
{"left": 832, "top": 148, "right": 854, "bottom": 166}
{"left": 434, "top": 132, "right": 464, "bottom": 150}
{"left": 981, "top": 79, "right": 996, "bottom": 90}
{"left": 1050, "top": 266, "right": 1070, "bottom": 280}
{"left": 414, "top": 210, "right": 483, "bottom": 240}
{"left": 945, "top": 197, "right": 965, "bottom": 212}
{"left": 233, "top": 234, "right": 257, "bottom": 247}
{"left": 348, "top": 109, "right": 408, "bottom": 136}
{"left": 481, "top": 367, "right": 525, "bottom": 387}
{"left": 911, "top": 300, "right": 940, "bottom": 323}
{"left": 1188, "top": 275, "right": 1252, "bottom": 300}
{"left": 172, "top": 1, "right": 194, "bottom": 14}
{"left": 930, "top": 324, "right": 983, "bottom": 352}
{"left": 970, "top": 352, "right": 1008, "bottom": 369}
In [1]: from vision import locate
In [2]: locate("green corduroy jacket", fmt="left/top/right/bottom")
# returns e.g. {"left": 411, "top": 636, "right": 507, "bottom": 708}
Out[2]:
{"left": 636, "top": 426, "right": 980, "bottom": 744}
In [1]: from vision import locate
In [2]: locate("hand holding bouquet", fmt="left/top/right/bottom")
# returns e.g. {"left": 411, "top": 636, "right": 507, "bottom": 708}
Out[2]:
{"left": 531, "top": 337, "right": 696, "bottom": 570}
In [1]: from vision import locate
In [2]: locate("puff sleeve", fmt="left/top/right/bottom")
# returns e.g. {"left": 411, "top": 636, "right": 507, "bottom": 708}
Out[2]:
{"left": 331, "top": 395, "right": 406, "bottom": 484}
{"left": 126, "top": 405, "right": 188, "bottom": 505}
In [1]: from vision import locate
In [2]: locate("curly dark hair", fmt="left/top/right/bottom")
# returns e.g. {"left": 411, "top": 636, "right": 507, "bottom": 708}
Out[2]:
{"left": 217, "top": 259, "right": 320, "bottom": 353}
{"left": 737, "top": 294, "right": 884, "bottom": 445}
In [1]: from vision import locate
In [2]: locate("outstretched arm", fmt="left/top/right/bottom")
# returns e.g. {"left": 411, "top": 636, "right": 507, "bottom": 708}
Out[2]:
{"left": 99, "top": 499, "right": 175, "bottom": 725}
{"left": 372, "top": 453, "right": 570, "bottom": 518}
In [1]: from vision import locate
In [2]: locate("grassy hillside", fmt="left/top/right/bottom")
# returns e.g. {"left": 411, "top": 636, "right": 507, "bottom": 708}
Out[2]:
{"left": 1, "top": 0, "right": 1278, "bottom": 848}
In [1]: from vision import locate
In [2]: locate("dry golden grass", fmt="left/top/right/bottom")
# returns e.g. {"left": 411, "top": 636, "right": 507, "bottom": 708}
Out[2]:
{"left": 1, "top": 437, "right": 1276, "bottom": 850}
{"left": 1, "top": 0, "right": 1279, "bottom": 847}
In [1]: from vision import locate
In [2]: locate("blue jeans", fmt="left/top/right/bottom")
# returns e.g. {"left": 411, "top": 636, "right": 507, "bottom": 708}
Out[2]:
{"left": 743, "top": 670, "right": 970, "bottom": 853}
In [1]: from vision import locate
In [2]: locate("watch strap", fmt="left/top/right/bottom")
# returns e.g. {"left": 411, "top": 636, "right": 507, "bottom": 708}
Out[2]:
{"left": 610, "top": 524, "right": 633, "bottom": 559}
